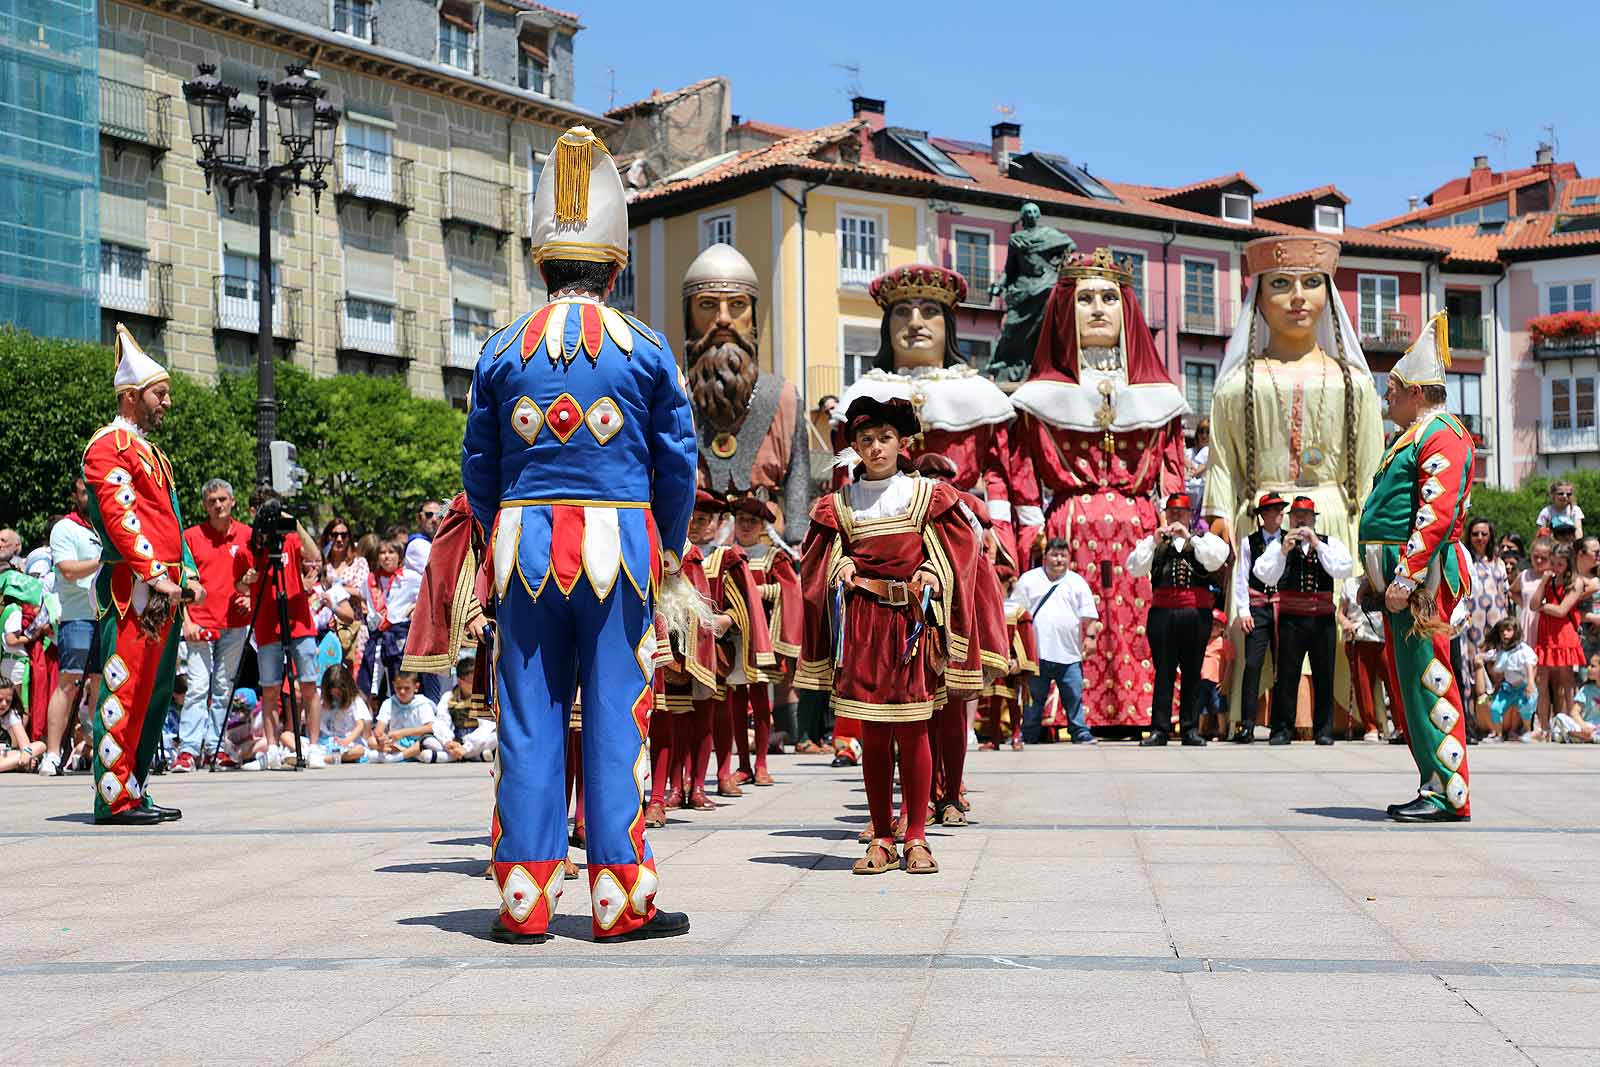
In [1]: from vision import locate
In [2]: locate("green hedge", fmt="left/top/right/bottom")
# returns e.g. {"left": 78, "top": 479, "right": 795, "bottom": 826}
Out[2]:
{"left": 0, "top": 326, "right": 465, "bottom": 544}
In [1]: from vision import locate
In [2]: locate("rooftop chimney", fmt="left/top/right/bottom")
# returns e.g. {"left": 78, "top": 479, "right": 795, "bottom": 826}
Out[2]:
{"left": 1472, "top": 154, "right": 1489, "bottom": 170}
{"left": 1408, "top": 195, "right": 1420, "bottom": 211}
{"left": 851, "top": 95, "right": 885, "bottom": 132}
{"left": 990, "top": 121, "right": 1021, "bottom": 172}
{"left": 1535, "top": 142, "right": 1554, "bottom": 166}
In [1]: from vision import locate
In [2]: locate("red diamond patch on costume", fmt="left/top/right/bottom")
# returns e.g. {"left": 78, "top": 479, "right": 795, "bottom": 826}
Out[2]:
{"left": 511, "top": 396, "right": 543, "bottom": 444}
{"left": 585, "top": 396, "right": 623, "bottom": 444}
{"left": 546, "top": 393, "right": 584, "bottom": 443}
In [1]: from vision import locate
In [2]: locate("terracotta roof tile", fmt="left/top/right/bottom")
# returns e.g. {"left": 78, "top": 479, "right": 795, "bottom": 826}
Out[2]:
{"left": 1400, "top": 222, "right": 1506, "bottom": 264}
{"left": 1558, "top": 177, "right": 1600, "bottom": 211}
{"left": 1148, "top": 171, "right": 1260, "bottom": 200}
{"left": 606, "top": 76, "right": 724, "bottom": 118}
{"left": 1370, "top": 171, "right": 1547, "bottom": 230}
{"left": 732, "top": 118, "right": 804, "bottom": 139}
{"left": 1255, "top": 184, "right": 1350, "bottom": 210}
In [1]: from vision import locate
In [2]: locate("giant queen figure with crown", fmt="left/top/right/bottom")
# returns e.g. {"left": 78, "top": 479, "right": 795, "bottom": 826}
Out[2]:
{"left": 1009, "top": 249, "right": 1191, "bottom": 732}
{"left": 461, "top": 126, "right": 699, "bottom": 944}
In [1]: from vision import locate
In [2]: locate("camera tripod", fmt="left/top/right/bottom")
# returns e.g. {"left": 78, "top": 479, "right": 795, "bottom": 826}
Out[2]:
{"left": 200, "top": 535, "right": 306, "bottom": 771}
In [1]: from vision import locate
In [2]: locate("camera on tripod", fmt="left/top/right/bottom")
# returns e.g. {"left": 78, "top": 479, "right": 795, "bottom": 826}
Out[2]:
{"left": 250, "top": 496, "right": 299, "bottom": 555}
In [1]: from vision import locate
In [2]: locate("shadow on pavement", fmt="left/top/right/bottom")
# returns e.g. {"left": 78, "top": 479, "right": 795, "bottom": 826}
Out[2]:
{"left": 430, "top": 836, "right": 490, "bottom": 848}
{"left": 767, "top": 827, "right": 857, "bottom": 841}
{"left": 45, "top": 813, "right": 96, "bottom": 825}
{"left": 1292, "top": 806, "right": 1389, "bottom": 822}
{"left": 748, "top": 852, "right": 857, "bottom": 871}
{"left": 376, "top": 858, "right": 491, "bottom": 877}
{"left": 395, "top": 907, "right": 499, "bottom": 941}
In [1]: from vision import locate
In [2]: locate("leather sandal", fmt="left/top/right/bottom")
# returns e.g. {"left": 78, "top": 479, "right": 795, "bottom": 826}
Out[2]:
{"left": 1010, "top": 739, "right": 1024, "bottom": 751}
{"left": 734, "top": 769, "right": 754, "bottom": 785}
{"left": 902, "top": 840, "right": 939, "bottom": 875}
{"left": 978, "top": 741, "right": 998, "bottom": 751}
{"left": 856, "top": 825, "right": 874, "bottom": 844}
{"left": 562, "top": 857, "right": 579, "bottom": 880}
{"left": 938, "top": 801, "right": 968, "bottom": 827}
{"left": 893, "top": 815, "right": 907, "bottom": 844}
{"left": 716, "top": 776, "right": 743, "bottom": 798}
{"left": 688, "top": 789, "right": 716, "bottom": 811}
{"left": 852, "top": 839, "right": 898, "bottom": 875}
{"left": 643, "top": 801, "right": 667, "bottom": 828}
{"left": 753, "top": 768, "right": 774, "bottom": 786}
{"left": 662, "top": 786, "right": 683, "bottom": 810}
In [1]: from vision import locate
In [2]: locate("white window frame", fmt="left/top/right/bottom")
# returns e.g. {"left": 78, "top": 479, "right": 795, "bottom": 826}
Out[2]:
{"left": 220, "top": 250, "right": 284, "bottom": 334}
{"left": 1220, "top": 192, "right": 1252, "bottom": 224}
{"left": 1184, "top": 359, "right": 1218, "bottom": 417}
{"left": 340, "top": 294, "right": 398, "bottom": 355}
{"left": 956, "top": 334, "right": 993, "bottom": 367}
{"left": 1579, "top": 376, "right": 1598, "bottom": 431}
{"left": 1314, "top": 205, "right": 1345, "bottom": 234}
{"left": 838, "top": 205, "right": 888, "bottom": 289}
{"left": 839, "top": 317, "right": 880, "bottom": 389}
{"left": 1546, "top": 280, "right": 1596, "bottom": 315}
{"left": 1357, "top": 273, "right": 1400, "bottom": 339}
{"left": 341, "top": 118, "right": 393, "bottom": 201}
{"left": 438, "top": 7, "right": 477, "bottom": 72}
{"left": 950, "top": 225, "right": 993, "bottom": 301}
{"left": 1110, "top": 245, "right": 1149, "bottom": 312}
{"left": 611, "top": 234, "right": 637, "bottom": 312}
{"left": 330, "top": 0, "right": 373, "bottom": 42}
{"left": 449, "top": 298, "right": 495, "bottom": 368}
{"left": 1180, "top": 256, "right": 1218, "bottom": 332}
{"left": 698, "top": 211, "right": 735, "bottom": 252}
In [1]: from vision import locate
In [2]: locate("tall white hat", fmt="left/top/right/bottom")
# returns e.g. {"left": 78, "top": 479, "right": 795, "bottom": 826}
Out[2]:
{"left": 1391, "top": 311, "right": 1451, "bottom": 388}
{"left": 113, "top": 323, "right": 168, "bottom": 394}
{"left": 529, "top": 125, "right": 628, "bottom": 268}
{"left": 683, "top": 242, "right": 759, "bottom": 299}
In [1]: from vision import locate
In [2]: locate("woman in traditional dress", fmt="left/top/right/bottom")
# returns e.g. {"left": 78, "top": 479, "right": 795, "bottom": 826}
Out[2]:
{"left": 1203, "top": 236, "right": 1384, "bottom": 725}
{"left": 797, "top": 397, "right": 981, "bottom": 876}
{"left": 1010, "top": 249, "right": 1190, "bottom": 729}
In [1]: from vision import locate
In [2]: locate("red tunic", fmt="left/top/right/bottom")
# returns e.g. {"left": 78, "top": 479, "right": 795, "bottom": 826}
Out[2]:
{"left": 1535, "top": 578, "right": 1586, "bottom": 669}
{"left": 702, "top": 544, "right": 776, "bottom": 694}
{"left": 796, "top": 476, "right": 981, "bottom": 722}
{"left": 1012, "top": 413, "right": 1187, "bottom": 727}
{"left": 658, "top": 545, "right": 720, "bottom": 714}
{"left": 745, "top": 545, "right": 802, "bottom": 679}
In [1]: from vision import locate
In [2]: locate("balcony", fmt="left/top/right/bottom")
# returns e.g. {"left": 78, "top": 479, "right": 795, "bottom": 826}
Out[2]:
{"left": 1449, "top": 315, "right": 1489, "bottom": 353}
{"left": 337, "top": 298, "right": 415, "bottom": 360}
{"left": 957, "top": 271, "right": 996, "bottom": 308}
{"left": 1538, "top": 420, "right": 1600, "bottom": 455}
{"left": 212, "top": 275, "right": 302, "bottom": 341}
{"left": 1533, "top": 335, "right": 1600, "bottom": 360}
{"left": 443, "top": 172, "right": 514, "bottom": 244}
{"left": 99, "top": 77, "right": 171, "bottom": 159}
{"left": 1179, "top": 306, "right": 1232, "bottom": 336}
{"left": 443, "top": 316, "right": 495, "bottom": 369}
{"left": 99, "top": 246, "right": 170, "bottom": 320}
{"left": 1359, "top": 311, "right": 1414, "bottom": 352}
{"left": 334, "top": 145, "right": 414, "bottom": 218}
{"left": 1457, "top": 413, "right": 1493, "bottom": 451}
{"left": 840, "top": 256, "right": 886, "bottom": 290}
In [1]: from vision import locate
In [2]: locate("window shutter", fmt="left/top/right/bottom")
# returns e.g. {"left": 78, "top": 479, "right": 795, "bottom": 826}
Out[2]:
{"left": 344, "top": 245, "right": 394, "bottom": 301}
{"left": 452, "top": 268, "right": 494, "bottom": 310}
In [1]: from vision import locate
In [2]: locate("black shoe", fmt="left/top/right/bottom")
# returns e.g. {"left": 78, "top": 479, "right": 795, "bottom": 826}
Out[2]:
{"left": 145, "top": 801, "right": 183, "bottom": 821}
{"left": 489, "top": 916, "right": 552, "bottom": 944}
{"left": 1180, "top": 731, "right": 1207, "bottom": 747}
{"left": 1314, "top": 736, "right": 1334, "bottom": 747}
{"left": 1229, "top": 727, "right": 1255, "bottom": 744}
{"left": 1387, "top": 796, "right": 1469, "bottom": 823}
{"left": 1139, "top": 733, "right": 1169, "bottom": 747}
{"left": 94, "top": 807, "right": 165, "bottom": 826}
{"left": 1388, "top": 734, "right": 1408, "bottom": 745}
{"left": 605, "top": 909, "right": 690, "bottom": 943}
{"left": 1268, "top": 732, "right": 1292, "bottom": 746}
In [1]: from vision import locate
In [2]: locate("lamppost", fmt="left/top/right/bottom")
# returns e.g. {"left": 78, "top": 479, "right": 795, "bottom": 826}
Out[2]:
{"left": 181, "top": 63, "right": 340, "bottom": 492}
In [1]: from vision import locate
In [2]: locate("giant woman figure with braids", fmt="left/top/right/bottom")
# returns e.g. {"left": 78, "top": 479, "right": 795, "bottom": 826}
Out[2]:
{"left": 1202, "top": 237, "right": 1383, "bottom": 727}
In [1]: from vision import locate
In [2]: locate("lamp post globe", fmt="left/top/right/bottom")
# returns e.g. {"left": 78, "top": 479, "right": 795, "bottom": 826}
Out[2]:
{"left": 270, "top": 64, "right": 322, "bottom": 159}
{"left": 180, "top": 63, "right": 235, "bottom": 163}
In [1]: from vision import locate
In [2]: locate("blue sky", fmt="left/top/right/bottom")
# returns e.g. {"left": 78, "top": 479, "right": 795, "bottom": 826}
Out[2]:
{"left": 572, "top": 1, "right": 1598, "bottom": 226}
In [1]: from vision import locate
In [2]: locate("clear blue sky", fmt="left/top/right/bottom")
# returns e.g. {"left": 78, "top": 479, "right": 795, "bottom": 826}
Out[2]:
{"left": 572, "top": 1, "right": 1598, "bottom": 226}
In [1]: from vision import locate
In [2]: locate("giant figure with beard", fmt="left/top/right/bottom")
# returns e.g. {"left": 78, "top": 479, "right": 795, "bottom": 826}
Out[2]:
{"left": 683, "top": 243, "right": 810, "bottom": 542}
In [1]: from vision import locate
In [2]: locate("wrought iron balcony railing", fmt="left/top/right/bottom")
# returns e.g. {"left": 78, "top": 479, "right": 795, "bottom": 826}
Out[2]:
{"left": 99, "top": 77, "right": 172, "bottom": 157}
{"left": 334, "top": 144, "right": 414, "bottom": 216}
{"left": 1532, "top": 334, "right": 1600, "bottom": 360}
{"left": 444, "top": 316, "right": 495, "bottom": 368}
{"left": 1448, "top": 314, "right": 1489, "bottom": 352}
{"left": 1359, "top": 311, "right": 1414, "bottom": 352}
{"left": 443, "top": 171, "right": 515, "bottom": 241}
{"left": 99, "top": 246, "right": 171, "bottom": 319}
{"left": 337, "top": 298, "right": 416, "bottom": 359}
{"left": 840, "top": 255, "right": 886, "bottom": 289}
{"left": 957, "top": 270, "right": 996, "bottom": 307}
{"left": 1537, "top": 419, "right": 1600, "bottom": 455}
{"left": 213, "top": 275, "right": 302, "bottom": 340}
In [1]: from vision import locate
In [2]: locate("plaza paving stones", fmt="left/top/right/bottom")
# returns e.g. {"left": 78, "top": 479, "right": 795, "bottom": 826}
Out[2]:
{"left": 2, "top": 742, "right": 1598, "bottom": 1065}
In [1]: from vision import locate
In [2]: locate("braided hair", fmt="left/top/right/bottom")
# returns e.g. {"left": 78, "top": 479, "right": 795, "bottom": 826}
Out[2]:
{"left": 1327, "top": 295, "right": 1359, "bottom": 517}
{"left": 1242, "top": 312, "right": 1259, "bottom": 510}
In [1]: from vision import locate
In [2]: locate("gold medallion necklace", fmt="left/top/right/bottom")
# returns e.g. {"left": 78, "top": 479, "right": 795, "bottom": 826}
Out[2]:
{"left": 1260, "top": 349, "right": 1331, "bottom": 475}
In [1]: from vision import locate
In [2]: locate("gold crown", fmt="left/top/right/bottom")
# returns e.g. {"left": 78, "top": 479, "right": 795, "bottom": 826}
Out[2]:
{"left": 1244, "top": 235, "right": 1340, "bottom": 276}
{"left": 869, "top": 265, "right": 966, "bottom": 310}
{"left": 1058, "top": 247, "right": 1134, "bottom": 286}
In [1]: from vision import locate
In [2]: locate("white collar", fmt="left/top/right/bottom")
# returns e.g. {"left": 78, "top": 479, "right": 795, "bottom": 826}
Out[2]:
{"left": 832, "top": 368, "right": 1014, "bottom": 432}
{"left": 111, "top": 415, "right": 148, "bottom": 441}
{"left": 1011, "top": 378, "right": 1189, "bottom": 433}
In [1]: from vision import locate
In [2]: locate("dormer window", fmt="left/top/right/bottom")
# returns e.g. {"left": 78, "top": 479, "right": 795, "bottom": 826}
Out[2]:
{"left": 439, "top": 1, "right": 476, "bottom": 72}
{"left": 1314, "top": 204, "right": 1345, "bottom": 234}
{"left": 518, "top": 28, "right": 549, "bottom": 93}
{"left": 1221, "top": 192, "right": 1252, "bottom": 223}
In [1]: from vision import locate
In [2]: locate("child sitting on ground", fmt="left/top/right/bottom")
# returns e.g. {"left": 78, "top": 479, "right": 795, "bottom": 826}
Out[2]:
{"left": 0, "top": 680, "right": 45, "bottom": 772}
{"left": 441, "top": 654, "right": 496, "bottom": 762}
{"left": 1554, "top": 652, "right": 1600, "bottom": 743}
{"left": 1481, "top": 617, "right": 1537, "bottom": 742}
{"left": 372, "top": 671, "right": 446, "bottom": 763}
{"left": 318, "top": 664, "right": 372, "bottom": 763}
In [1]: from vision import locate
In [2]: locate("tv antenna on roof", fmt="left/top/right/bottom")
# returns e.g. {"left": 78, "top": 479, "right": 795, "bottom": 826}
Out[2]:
{"left": 1541, "top": 123, "right": 1560, "bottom": 159}
{"left": 831, "top": 62, "right": 863, "bottom": 99}
{"left": 1485, "top": 129, "right": 1510, "bottom": 170}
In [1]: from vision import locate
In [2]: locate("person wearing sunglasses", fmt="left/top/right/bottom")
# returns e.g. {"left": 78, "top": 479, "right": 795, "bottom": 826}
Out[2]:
{"left": 320, "top": 518, "right": 368, "bottom": 667}
{"left": 1537, "top": 481, "right": 1584, "bottom": 539}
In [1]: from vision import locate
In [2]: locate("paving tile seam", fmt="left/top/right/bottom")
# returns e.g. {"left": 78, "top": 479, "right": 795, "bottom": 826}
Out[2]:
{"left": 6, "top": 953, "right": 1600, "bottom": 979}
{"left": 8, "top": 822, "right": 1595, "bottom": 840}
{"left": 1434, "top": 975, "right": 1542, "bottom": 1065}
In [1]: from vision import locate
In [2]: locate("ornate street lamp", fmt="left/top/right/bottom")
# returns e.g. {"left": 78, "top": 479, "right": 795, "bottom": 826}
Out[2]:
{"left": 180, "top": 62, "right": 341, "bottom": 492}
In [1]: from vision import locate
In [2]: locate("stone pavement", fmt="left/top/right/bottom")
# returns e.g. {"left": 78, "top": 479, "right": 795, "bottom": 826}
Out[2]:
{"left": 2, "top": 742, "right": 1598, "bottom": 1066}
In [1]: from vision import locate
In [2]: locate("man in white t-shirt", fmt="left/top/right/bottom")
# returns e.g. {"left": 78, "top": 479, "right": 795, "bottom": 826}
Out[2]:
{"left": 38, "top": 479, "right": 102, "bottom": 776}
{"left": 1007, "top": 538, "right": 1099, "bottom": 744}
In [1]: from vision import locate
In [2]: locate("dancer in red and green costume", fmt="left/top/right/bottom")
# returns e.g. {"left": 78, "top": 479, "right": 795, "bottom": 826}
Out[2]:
{"left": 83, "top": 325, "right": 201, "bottom": 825}
{"left": 1358, "top": 313, "right": 1473, "bottom": 822}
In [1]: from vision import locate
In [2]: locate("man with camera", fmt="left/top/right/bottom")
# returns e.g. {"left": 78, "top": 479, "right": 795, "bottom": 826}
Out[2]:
{"left": 1126, "top": 493, "right": 1230, "bottom": 746}
{"left": 241, "top": 487, "right": 324, "bottom": 767}
{"left": 1251, "top": 496, "right": 1353, "bottom": 745}
{"left": 81, "top": 327, "right": 202, "bottom": 824}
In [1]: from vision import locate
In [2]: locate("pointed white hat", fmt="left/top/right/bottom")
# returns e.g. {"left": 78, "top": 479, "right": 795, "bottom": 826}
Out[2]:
{"left": 683, "top": 242, "right": 759, "bottom": 299}
{"left": 113, "top": 323, "right": 169, "bottom": 394}
{"left": 529, "top": 125, "right": 628, "bottom": 268}
{"left": 1391, "top": 310, "right": 1450, "bottom": 388}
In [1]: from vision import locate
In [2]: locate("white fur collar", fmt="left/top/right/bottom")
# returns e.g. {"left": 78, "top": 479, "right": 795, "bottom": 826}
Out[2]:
{"left": 111, "top": 415, "right": 148, "bottom": 441}
{"left": 1011, "top": 377, "right": 1190, "bottom": 433}
{"left": 831, "top": 366, "right": 1014, "bottom": 433}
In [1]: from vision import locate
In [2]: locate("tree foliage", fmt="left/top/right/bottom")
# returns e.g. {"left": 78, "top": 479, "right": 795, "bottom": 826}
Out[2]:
{"left": 0, "top": 327, "right": 465, "bottom": 546}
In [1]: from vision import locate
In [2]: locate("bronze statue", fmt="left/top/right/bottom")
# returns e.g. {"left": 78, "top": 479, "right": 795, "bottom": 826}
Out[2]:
{"left": 983, "top": 202, "right": 1076, "bottom": 385}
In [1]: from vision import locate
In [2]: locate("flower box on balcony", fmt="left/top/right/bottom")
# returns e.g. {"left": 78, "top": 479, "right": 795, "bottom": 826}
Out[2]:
{"left": 1528, "top": 311, "right": 1600, "bottom": 343}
